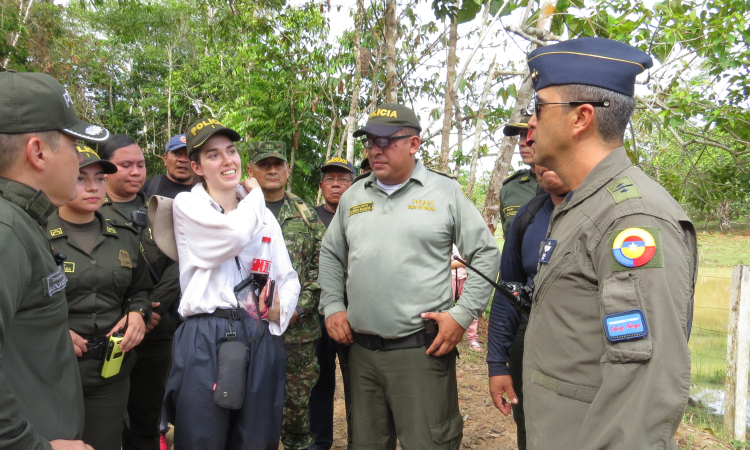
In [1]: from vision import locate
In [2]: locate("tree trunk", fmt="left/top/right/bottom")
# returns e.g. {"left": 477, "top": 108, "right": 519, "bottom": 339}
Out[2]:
{"left": 384, "top": 0, "right": 398, "bottom": 103}
{"left": 453, "top": 98, "right": 463, "bottom": 177}
{"left": 167, "top": 46, "right": 173, "bottom": 138}
{"left": 346, "top": 0, "right": 365, "bottom": 162}
{"left": 1, "top": 0, "right": 34, "bottom": 69}
{"left": 439, "top": 14, "right": 458, "bottom": 172}
{"left": 370, "top": 44, "right": 384, "bottom": 111}
{"left": 481, "top": 1, "right": 555, "bottom": 233}
{"left": 467, "top": 56, "right": 497, "bottom": 197}
{"left": 717, "top": 198, "right": 732, "bottom": 230}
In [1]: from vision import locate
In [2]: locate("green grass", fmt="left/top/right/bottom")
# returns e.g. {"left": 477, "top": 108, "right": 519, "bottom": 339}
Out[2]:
{"left": 697, "top": 230, "right": 750, "bottom": 268}
{"left": 690, "top": 325, "right": 728, "bottom": 385}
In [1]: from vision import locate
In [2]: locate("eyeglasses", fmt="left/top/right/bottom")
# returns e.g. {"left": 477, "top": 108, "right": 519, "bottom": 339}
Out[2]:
{"left": 533, "top": 93, "right": 610, "bottom": 116}
{"left": 362, "top": 135, "right": 414, "bottom": 149}
{"left": 321, "top": 177, "right": 352, "bottom": 186}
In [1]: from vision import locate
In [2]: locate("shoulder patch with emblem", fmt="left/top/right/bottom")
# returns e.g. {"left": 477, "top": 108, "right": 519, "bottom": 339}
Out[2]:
{"left": 609, "top": 227, "right": 663, "bottom": 272}
{"left": 49, "top": 228, "right": 63, "bottom": 237}
{"left": 606, "top": 176, "right": 641, "bottom": 204}
{"left": 118, "top": 249, "right": 133, "bottom": 268}
{"left": 349, "top": 202, "right": 374, "bottom": 216}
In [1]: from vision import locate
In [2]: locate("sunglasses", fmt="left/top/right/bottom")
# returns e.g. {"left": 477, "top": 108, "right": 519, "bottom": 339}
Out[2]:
{"left": 362, "top": 135, "right": 414, "bottom": 149}
{"left": 532, "top": 93, "right": 610, "bottom": 116}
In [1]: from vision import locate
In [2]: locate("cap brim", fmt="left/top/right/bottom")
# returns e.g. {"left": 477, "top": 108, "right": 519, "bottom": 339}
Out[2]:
{"left": 502, "top": 124, "right": 530, "bottom": 136}
{"left": 62, "top": 120, "right": 110, "bottom": 142}
{"left": 193, "top": 128, "right": 242, "bottom": 150}
{"left": 352, "top": 123, "right": 406, "bottom": 138}
{"left": 81, "top": 159, "right": 118, "bottom": 174}
{"left": 320, "top": 162, "right": 354, "bottom": 174}
{"left": 148, "top": 195, "right": 178, "bottom": 262}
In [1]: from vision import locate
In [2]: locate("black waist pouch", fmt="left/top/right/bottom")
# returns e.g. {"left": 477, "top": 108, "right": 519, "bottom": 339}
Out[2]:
{"left": 214, "top": 339, "right": 249, "bottom": 410}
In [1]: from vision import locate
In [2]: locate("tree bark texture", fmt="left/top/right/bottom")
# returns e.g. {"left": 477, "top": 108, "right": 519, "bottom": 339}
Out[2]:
{"left": 439, "top": 14, "right": 458, "bottom": 172}
{"left": 345, "top": 0, "right": 365, "bottom": 162}
{"left": 467, "top": 56, "right": 497, "bottom": 197}
{"left": 481, "top": 1, "right": 555, "bottom": 232}
{"left": 384, "top": 0, "right": 398, "bottom": 103}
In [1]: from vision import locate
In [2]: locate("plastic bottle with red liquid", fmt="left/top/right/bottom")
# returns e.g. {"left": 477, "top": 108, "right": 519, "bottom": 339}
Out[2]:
{"left": 250, "top": 237, "right": 272, "bottom": 305}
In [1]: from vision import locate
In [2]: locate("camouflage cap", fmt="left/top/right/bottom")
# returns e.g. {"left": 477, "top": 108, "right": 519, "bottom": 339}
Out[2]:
{"left": 353, "top": 103, "right": 421, "bottom": 138}
{"left": 185, "top": 117, "right": 241, "bottom": 157}
{"left": 0, "top": 70, "right": 110, "bottom": 141}
{"left": 248, "top": 141, "right": 288, "bottom": 163}
{"left": 77, "top": 144, "right": 117, "bottom": 174}
{"left": 502, "top": 113, "right": 532, "bottom": 137}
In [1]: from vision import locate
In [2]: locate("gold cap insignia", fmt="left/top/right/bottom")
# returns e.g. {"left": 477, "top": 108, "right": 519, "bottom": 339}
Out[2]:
{"left": 531, "top": 69, "right": 539, "bottom": 82}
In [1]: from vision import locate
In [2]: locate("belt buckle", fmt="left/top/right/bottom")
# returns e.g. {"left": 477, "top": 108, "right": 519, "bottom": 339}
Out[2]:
{"left": 371, "top": 335, "right": 385, "bottom": 351}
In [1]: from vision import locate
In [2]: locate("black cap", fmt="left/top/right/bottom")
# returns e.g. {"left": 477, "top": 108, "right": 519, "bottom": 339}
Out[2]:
{"left": 527, "top": 37, "right": 653, "bottom": 97}
{"left": 0, "top": 70, "right": 110, "bottom": 141}
{"left": 320, "top": 157, "right": 355, "bottom": 174}
{"left": 353, "top": 103, "right": 421, "bottom": 138}
{"left": 503, "top": 114, "right": 532, "bottom": 136}
{"left": 185, "top": 117, "right": 241, "bottom": 157}
{"left": 77, "top": 145, "right": 118, "bottom": 174}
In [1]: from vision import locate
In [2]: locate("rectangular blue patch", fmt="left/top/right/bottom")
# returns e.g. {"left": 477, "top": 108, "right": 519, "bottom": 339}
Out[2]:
{"left": 603, "top": 310, "right": 649, "bottom": 342}
{"left": 539, "top": 239, "right": 557, "bottom": 263}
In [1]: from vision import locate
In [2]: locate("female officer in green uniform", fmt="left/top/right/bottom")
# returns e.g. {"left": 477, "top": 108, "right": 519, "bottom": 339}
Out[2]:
{"left": 46, "top": 145, "right": 152, "bottom": 450}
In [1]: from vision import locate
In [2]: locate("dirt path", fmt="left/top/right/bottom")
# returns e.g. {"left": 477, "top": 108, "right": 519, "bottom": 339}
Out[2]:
{"left": 327, "top": 318, "right": 729, "bottom": 450}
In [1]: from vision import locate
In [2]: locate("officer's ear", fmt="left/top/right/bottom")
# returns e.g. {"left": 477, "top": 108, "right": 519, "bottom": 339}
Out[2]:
{"left": 246, "top": 163, "right": 254, "bottom": 178}
{"left": 24, "top": 135, "right": 50, "bottom": 172}
{"left": 408, "top": 135, "right": 421, "bottom": 156}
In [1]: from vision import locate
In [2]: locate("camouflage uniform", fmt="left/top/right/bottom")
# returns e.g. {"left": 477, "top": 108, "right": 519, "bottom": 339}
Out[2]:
{"left": 276, "top": 192, "right": 327, "bottom": 450}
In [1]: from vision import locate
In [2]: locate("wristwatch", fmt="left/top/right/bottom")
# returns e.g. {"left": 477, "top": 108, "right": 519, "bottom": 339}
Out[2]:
{"left": 128, "top": 306, "right": 148, "bottom": 323}
{"left": 295, "top": 306, "right": 306, "bottom": 320}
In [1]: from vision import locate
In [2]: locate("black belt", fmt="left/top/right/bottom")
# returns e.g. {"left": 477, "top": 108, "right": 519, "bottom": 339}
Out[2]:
{"left": 352, "top": 330, "right": 431, "bottom": 351}
{"left": 192, "top": 308, "right": 244, "bottom": 321}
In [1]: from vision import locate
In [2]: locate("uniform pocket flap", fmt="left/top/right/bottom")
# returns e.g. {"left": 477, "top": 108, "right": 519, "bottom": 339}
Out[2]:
{"left": 113, "top": 268, "right": 132, "bottom": 287}
{"left": 430, "top": 410, "right": 463, "bottom": 445}
{"left": 601, "top": 348, "right": 651, "bottom": 364}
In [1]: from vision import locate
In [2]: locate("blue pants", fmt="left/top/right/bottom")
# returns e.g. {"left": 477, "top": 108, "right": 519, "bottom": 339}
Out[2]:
{"left": 164, "top": 312, "right": 286, "bottom": 450}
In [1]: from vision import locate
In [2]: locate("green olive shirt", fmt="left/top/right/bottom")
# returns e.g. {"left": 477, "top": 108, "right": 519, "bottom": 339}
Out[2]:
{"left": 498, "top": 168, "right": 538, "bottom": 238}
{"left": 523, "top": 148, "right": 697, "bottom": 450}
{"left": 0, "top": 178, "right": 84, "bottom": 450}
{"left": 318, "top": 160, "right": 501, "bottom": 339}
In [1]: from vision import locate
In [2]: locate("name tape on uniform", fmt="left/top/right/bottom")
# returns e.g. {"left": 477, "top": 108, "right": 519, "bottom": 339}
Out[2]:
{"left": 349, "top": 202, "right": 374, "bottom": 217}
{"left": 44, "top": 266, "right": 68, "bottom": 297}
{"left": 408, "top": 199, "right": 436, "bottom": 211}
{"left": 603, "top": 309, "right": 649, "bottom": 342}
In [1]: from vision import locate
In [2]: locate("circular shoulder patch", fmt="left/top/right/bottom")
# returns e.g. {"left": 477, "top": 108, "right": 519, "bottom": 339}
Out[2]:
{"left": 612, "top": 227, "right": 656, "bottom": 268}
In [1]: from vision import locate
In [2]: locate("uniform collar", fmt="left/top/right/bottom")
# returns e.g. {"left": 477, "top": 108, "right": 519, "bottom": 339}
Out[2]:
{"left": 0, "top": 177, "right": 56, "bottom": 225}
{"left": 103, "top": 190, "right": 147, "bottom": 223}
{"left": 47, "top": 210, "right": 116, "bottom": 240}
{"left": 363, "top": 159, "right": 427, "bottom": 190}
{"left": 560, "top": 146, "right": 631, "bottom": 211}
{"left": 277, "top": 192, "right": 300, "bottom": 222}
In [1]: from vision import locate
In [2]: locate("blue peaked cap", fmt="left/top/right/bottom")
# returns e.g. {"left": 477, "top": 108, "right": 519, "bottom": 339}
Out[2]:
{"left": 527, "top": 37, "right": 653, "bottom": 97}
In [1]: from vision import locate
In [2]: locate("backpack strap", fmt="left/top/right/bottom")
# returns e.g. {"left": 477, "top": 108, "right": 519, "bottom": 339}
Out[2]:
{"left": 285, "top": 192, "right": 315, "bottom": 230}
{"left": 514, "top": 193, "right": 550, "bottom": 252}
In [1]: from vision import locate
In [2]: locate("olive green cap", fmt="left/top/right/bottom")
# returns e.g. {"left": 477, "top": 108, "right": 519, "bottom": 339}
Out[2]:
{"left": 353, "top": 103, "right": 421, "bottom": 138}
{"left": 248, "top": 141, "right": 288, "bottom": 163}
{"left": 77, "top": 145, "right": 117, "bottom": 174}
{"left": 185, "top": 117, "right": 241, "bottom": 157}
{"left": 0, "top": 70, "right": 110, "bottom": 141}
{"left": 502, "top": 113, "right": 532, "bottom": 136}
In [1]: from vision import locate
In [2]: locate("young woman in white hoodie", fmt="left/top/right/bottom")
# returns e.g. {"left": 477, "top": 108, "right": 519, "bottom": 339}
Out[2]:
{"left": 163, "top": 118, "right": 300, "bottom": 450}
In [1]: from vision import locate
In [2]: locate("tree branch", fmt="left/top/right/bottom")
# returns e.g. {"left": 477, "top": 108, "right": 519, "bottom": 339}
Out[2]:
{"left": 504, "top": 25, "right": 548, "bottom": 46}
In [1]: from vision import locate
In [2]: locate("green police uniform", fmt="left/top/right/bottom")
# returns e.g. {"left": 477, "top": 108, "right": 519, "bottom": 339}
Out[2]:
{"left": 46, "top": 209, "right": 153, "bottom": 450}
{"left": 498, "top": 168, "right": 538, "bottom": 238}
{"left": 318, "top": 159, "right": 501, "bottom": 449}
{"left": 0, "top": 178, "right": 85, "bottom": 449}
{"left": 99, "top": 191, "right": 181, "bottom": 450}
{"left": 0, "top": 70, "right": 110, "bottom": 450}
